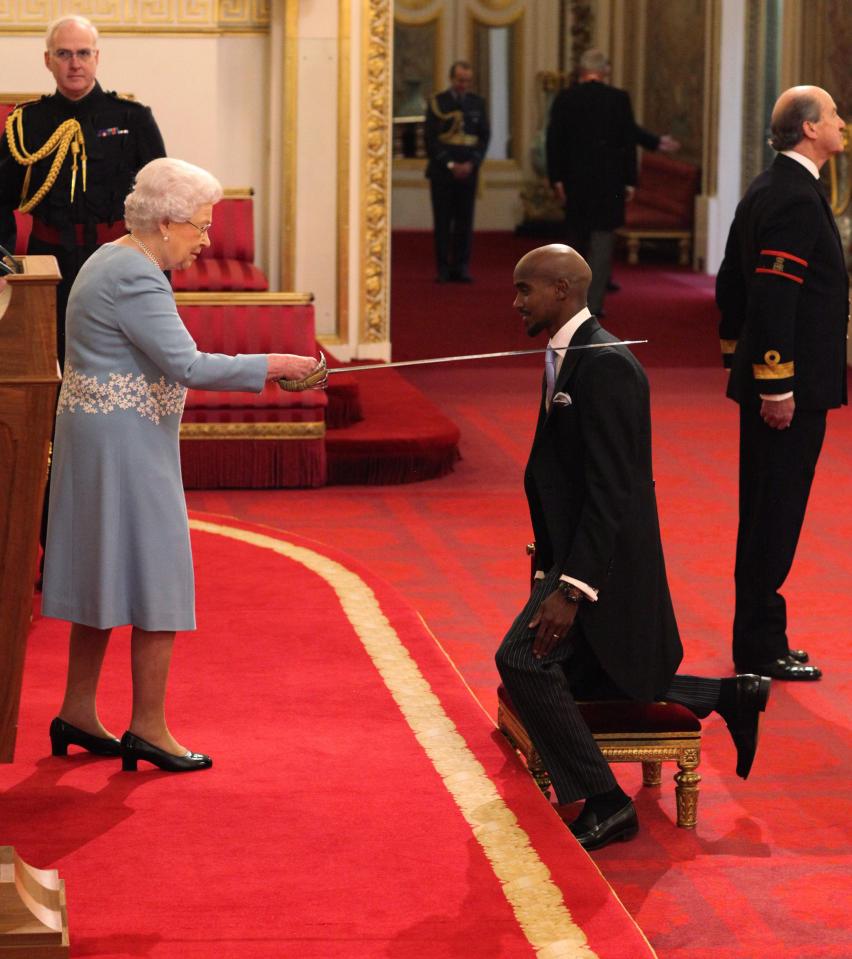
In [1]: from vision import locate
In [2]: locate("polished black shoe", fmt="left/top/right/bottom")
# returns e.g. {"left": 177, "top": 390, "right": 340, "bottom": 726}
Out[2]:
{"left": 50, "top": 717, "right": 121, "bottom": 757}
{"left": 718, "top": 674, "right": 771, "bottom": 779}
{"left": 756, "top": 658, "right": 821, "bottom": 681}
{"left": 787, "top": 649, "right": 809, "bottom": 664}
{"left": 606, "top": 279, "right": 621, "bottom": 292}
{"left": 569, "top": 800, "right": 638, "bottom": 851}
{"left": 120, "top": 731, "right": 212, "bottom": 772}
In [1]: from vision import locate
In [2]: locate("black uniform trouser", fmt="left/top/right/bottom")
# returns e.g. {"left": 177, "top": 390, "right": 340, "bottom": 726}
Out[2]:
{"left": 496, "top": 568, "right": 721, "bottom": 804}
{"left": 733, "top": 402, "right": 827, "bottom": 669}
{"left": 429, "top": 175, "right": 477, "bottom": 277}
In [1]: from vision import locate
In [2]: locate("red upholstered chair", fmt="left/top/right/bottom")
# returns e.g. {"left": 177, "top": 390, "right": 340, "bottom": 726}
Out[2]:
{"left": 171, "top": 189, "right": 269, "bottom": 292}
{"left": 616, "top": 152, "right": 701, "bottom": 266}
{"left": 177, "top": 292, "right": 327, "bottom": 488}
{"left": 496, "top": 544, "right": 702, "bottom": 828}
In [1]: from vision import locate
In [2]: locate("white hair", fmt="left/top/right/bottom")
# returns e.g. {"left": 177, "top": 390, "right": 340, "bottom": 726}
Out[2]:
{"left": 45, "top": 16, "right": 99, "bottom": 49}
{"left": 579, "top": 48, "right": 610, "bottom": 75}
{"left": 124, "top": 158, "right": 223, "bottom": 233}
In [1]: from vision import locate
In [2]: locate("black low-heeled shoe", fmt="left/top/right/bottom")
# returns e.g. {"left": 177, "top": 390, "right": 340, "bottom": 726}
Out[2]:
{"left": 49, "top": 717, "right": 121, "bottom": 757}
{"left": 120, "top": 731, "right": 212, "bottom": 772}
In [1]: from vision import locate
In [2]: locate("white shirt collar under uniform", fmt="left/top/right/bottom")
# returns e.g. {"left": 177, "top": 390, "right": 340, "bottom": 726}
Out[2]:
{"left": 781, "top": 150, "right": 820, "bottom": 180}
{"left": 547, "top": 307, "right": 592, "bottom": 378}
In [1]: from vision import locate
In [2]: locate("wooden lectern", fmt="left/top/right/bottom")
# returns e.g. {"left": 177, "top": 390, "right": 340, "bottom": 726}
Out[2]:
{"left": 0, "top": 260, "right": 69, "bottom": 957}
{"left": 0, "top": 258, "right": 61, "bottom": 764}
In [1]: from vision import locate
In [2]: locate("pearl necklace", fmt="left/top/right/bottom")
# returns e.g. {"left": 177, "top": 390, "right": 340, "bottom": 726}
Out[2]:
{"left": 129, "top": 234, "right": 162, "bottom": 269}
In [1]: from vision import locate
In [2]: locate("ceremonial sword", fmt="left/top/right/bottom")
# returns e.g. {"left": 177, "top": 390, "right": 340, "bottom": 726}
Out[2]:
{"left": 278, "top": 339, "right": 648, "bottom": 391}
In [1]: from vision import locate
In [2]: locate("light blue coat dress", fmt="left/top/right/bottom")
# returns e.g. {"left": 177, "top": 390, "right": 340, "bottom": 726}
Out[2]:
{"left": 42, "top": 244, "right": 268, "bottom": 631}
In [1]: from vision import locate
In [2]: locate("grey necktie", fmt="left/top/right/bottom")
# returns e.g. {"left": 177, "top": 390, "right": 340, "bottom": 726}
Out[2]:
{"left": 545, "top": 345, "right": 557, "bottom": 408}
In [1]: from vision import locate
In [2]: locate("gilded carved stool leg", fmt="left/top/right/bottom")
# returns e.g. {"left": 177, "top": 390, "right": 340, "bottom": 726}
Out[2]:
{"left": 642, "top": 760, "right": 662, "bottom": 786}
{"left": 626, "top": 236, "right": 640, "bottom": 265}
{"left": 673, "top": 749, "right": 701, "bottom": 828}
{"left": 527, "top": 747, "right": 552, "bottom": 800}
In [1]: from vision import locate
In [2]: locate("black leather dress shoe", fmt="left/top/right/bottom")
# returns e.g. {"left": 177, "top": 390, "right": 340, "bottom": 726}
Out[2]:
{"left": 787, "top": 649, "right": 809, "bottom": 664}
{"left": 50, "top": 717, "right": 121, "bottom": 757}
{"left": 719, "top": 674, "right": 771, "bottom": 779}
{"left": 120, "top": 731, "right": 212, "bottom": 772}
{"left": 756, "top": 658, "right": 821, "bottom": 681}
{"left": 606, "top": 279, "right": 621, "bottom": 292}
{"left": 569, "top": 800, "right": 638, "bottom": 851}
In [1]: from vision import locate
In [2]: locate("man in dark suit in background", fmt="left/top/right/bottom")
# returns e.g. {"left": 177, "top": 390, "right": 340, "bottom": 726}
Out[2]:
{"left": 424, "top": 61, "right": 490, "bottom": 283}
{"left": 496, "top": 244, "right": 770, "bottom": 851}
{"left": 716, "top": 85, "right": 848, "bottom": 681}
{"left": 546, "top": 49, "right": 678, "bottom": 314}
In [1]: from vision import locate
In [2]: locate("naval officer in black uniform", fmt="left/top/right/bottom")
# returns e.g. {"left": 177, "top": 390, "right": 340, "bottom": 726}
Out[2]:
{"left": 0, "top": 14, "right": 166, "bottom": 368}
{"left": 424, "top": 61, "right": 490, "bottom": 283}
{"left": 716, "top": 85, "right": 848, "bottom": 681}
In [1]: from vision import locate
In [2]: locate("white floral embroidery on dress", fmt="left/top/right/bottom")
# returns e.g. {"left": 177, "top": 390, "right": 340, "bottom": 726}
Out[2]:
{"left": 57, "top": 367, "right": 187, "bottom": 425}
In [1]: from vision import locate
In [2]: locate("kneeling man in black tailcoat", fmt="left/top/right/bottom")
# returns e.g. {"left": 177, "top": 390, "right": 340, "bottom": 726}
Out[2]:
{"left": 496, "top": 244, "right": 771, "bottom": 851}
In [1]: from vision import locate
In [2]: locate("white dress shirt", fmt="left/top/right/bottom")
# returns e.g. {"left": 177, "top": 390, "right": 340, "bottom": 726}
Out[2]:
{"left": 534, "top": 307, "right": 598, "bottom": 602}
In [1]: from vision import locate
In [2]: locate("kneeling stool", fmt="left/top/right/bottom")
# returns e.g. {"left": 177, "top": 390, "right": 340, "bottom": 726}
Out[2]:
{"left": 497, "top": 684, "right": 702, "bottom": 828}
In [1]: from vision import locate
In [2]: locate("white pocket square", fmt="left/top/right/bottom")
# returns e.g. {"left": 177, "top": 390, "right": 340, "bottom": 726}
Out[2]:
{"left": 552, "top": 392, "right": 572, "bottom": 406}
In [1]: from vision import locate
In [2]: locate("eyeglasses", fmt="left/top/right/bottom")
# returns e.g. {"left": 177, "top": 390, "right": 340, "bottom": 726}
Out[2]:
{"left": 51, "top": 48, "right": 97, "bottom": 62}
{"left": 185, "top": 220, "right": 212, "bottom": 236}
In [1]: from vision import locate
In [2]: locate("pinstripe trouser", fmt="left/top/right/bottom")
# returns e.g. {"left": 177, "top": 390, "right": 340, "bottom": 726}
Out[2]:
{"left": 496, "top": 568, "right": 721, "bottom": 805}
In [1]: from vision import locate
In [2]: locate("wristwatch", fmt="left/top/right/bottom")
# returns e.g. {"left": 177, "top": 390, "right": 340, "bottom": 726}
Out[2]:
{"left": 557, "top": 581, "right": 584, "bottom": 603}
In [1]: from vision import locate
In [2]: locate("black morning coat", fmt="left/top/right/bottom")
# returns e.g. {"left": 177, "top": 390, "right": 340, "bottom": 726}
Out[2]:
{"left": 716, "top": 153, "right": 849, "bottom": 410}
{"left": 524, "top": 318, "right": 684, "bottom": 701}
{"left": 545, "top": 80, "right": 639, "bottom": 231}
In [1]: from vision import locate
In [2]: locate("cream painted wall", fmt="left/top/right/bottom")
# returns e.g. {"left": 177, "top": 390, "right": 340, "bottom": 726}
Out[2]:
{"left": 291, "top": 9, "right": 342, "bottom": 338}
{"left": 0, "top": 33, "right": 270, "bottom": 269}
{"left": 705, "top": 0, "right": 745, "bottom": 275}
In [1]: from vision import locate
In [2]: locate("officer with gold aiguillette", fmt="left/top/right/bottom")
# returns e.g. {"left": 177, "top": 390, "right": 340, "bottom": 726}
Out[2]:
{"left": 424, "top": 60, "right": 490, "bottom": 283}
{"left": 0, "top": 14, "right": 166, "bottom": 368}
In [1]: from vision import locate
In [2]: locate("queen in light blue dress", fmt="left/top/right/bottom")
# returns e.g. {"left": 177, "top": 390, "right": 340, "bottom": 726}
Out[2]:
{"left": 42, "top": 158, "right": 321, "bottom": 772}
{"left": 42, "top": 243, "right": 265, "bottom": 631}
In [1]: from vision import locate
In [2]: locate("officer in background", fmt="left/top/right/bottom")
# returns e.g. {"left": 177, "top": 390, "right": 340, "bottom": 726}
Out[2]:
{"left": 424, "top": 61, "right": 490, "bottom": 283}
{"left": 716, "top": 85, "right": 848, "bottom": 681}
{"left": 0, "top": 14, "right": 166, "bottom": 368}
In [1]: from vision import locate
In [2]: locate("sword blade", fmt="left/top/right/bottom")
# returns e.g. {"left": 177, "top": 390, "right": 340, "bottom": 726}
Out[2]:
{"left": 328, "top": 339, "right": 648, "bottom": 374}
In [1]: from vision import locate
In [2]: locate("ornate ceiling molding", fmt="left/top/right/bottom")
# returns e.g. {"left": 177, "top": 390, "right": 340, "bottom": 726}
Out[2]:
{"left": 0, "top": 0, "right": 271, "bottom": 34}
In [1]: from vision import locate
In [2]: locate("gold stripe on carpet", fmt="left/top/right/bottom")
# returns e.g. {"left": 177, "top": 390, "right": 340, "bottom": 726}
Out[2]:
{"left": 189, "top": 518, "right": 603, "bottom": 959}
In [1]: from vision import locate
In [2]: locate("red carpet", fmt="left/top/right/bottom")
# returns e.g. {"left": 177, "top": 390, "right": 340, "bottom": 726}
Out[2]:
{"left": 4, "top": 515, "right": 653, "bottom": 958}
{"left": 326, "top": 368, "right": 460, "bottom": 484}
{"left": 182, "top": 231, "right": 852, "bottom": 957}
{"left": 390, "top": 231, "right": 719, "bottom": 368}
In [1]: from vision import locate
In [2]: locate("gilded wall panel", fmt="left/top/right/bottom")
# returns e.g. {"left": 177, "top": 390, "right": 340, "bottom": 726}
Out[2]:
{"left": 641, "top": 0, "right": 704, "bottom": 166}
{"left": 362, "top": 0, "right": 392, "bottom": 344}
{"left": 0, "top": 0, "right": 270, "bottom": 32}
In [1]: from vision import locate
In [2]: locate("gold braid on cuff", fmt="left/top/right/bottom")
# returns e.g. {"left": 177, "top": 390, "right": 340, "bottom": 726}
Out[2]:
{"left": 277, "top": 352, "right": 328, "bottom": 392}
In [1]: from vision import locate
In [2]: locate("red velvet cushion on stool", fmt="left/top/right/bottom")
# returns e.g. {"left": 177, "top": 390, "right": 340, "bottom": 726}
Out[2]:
{"left": 497, "top": 683, "right": 700, "bottom": 733}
